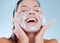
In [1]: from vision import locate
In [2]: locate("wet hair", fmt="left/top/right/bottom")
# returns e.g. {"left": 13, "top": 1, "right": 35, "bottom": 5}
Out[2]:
{"left": 9, "top": 0, "right": 40, "bottom": 43}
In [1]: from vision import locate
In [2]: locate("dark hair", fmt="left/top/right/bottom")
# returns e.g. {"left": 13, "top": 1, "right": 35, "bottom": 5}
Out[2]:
{"left": 13, "top": 0, "right": 22, "bottom": 17}
{"left": 9, "top": 0, "right": 40, "bottom": 43}
{"left": 9, "top": 0, "right": 23, "bottom": 43}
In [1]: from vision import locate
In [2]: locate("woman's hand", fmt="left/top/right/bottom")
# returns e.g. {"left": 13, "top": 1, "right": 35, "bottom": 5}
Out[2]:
{"left": 12, "top": 18, "right": 29, "bottom": 43}
{"left": 35, "top": 19, "right": 55, "bottom": 43}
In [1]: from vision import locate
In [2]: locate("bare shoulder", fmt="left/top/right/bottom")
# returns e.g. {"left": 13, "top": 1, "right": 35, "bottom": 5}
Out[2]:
{"left": 0, "top": 37, "right": 12, "bottom": 43}
{"left": 49, "top": 39, "right": 58, "bottom": 43}
{"left": 44, "top": 39, "right": 58, "bottom": 43}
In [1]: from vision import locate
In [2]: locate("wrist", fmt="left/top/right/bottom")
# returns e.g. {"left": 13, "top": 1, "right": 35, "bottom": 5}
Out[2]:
{"left": 35, "top": 39, "right": 43, "bottom": 43}
{"left": 22, "top": 39, "right": 29, "bottom": 43}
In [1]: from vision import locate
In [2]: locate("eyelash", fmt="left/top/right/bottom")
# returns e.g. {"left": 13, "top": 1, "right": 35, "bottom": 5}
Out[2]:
{"left": 20, "top": 10, "right": 28, "bottom": 12}
{"left": 34, "top": 10, "right": 40, "bottom": 12}
{"left": 20, "top": 10, "right": 40, "bottom": 12}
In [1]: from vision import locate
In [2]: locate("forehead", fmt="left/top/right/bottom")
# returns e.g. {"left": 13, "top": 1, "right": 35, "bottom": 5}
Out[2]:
{"left": 19, "top": 0, "right": 39, "bottom": 8}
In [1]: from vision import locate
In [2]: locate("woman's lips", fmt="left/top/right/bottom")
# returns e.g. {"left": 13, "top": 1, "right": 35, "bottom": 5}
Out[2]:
{"left": 25, "top": 18, "right": 38, "bottom": 23}
{"left": 25, "top": 18, "right": 38, "bottom": 26}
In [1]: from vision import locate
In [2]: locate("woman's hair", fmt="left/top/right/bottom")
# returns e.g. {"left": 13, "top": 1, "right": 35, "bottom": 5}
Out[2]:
{"left": 13, "top": 0, "right": 22, "bottom": 17}
{"left": 9, "top": 0, "right": 23, "bottom": 43}
{"left": 9, "top": 0, "right": 40, "bottom": 43}
{"left": 13, "top": 0, "right": 40, "bottom": 17}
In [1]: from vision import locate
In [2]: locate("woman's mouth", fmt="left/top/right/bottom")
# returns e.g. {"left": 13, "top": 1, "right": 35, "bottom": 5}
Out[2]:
{"left": 25, "top": 18, "right": 38, "bottom": 26}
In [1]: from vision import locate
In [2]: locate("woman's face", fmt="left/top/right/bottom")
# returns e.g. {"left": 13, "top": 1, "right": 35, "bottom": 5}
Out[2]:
{"left": 15, "top": 0, "right": 43, "bottom": 32}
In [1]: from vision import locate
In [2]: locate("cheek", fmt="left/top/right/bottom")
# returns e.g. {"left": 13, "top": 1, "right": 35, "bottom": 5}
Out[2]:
{"left": 39, "top": 11, "right": 43, "bottom": 18}
{"left": 39, "top": 14, "right": 43, "bottom": 19}
{"left": 16, "top": 12, "right": 25, "bottom": 17}
{"left": 20, "top": 13, "right": 26, "bottom": 18}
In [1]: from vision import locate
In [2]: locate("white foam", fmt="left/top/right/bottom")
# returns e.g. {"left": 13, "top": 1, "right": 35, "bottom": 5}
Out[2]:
{"left": 15, "top": 9, "right": 46, "bottom": 31}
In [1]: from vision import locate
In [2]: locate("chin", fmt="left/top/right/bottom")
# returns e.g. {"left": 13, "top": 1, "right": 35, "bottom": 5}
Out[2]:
{"left": 21, "top": 23, "right": 43, "bottom": 33}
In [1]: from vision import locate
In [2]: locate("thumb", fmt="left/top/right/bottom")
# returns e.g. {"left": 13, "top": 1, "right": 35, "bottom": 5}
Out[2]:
{"left": 38, "top": 18, "right": 55, "bottom": 36}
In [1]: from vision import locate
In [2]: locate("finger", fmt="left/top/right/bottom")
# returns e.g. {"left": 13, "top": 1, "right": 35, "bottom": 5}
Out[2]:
{"left": 13, "top": 18, "right": 24, "bottom": 32}
{"left": 12, "top": 29, "right": 20, "bottom": 38}
{"left": 13, "top": 18, "right": 27, "bottom": 36}
{"left": 39, "top": 18, "right": 55, "bottom": 35}
{"left": 12, "top": 29, "right": 23, "bottom": 40}
{"left": 46, "top": 18, "right": 56, "bottom": 29}
{"left": 13, "top": 18, "right": 21, "bottom": 30}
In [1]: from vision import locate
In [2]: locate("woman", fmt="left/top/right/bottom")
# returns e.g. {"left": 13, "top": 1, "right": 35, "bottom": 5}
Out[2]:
{"left": 0, "top": 0, "right": 58, "bottom": 43}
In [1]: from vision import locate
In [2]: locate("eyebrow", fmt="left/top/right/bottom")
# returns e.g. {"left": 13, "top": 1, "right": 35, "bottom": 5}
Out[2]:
{"left": 20, "top": 5, "right": 28, "bottom": 8}
{"left": 34, "top": 5, "right": 39, "bottom": 7}
{"left": 20, "top": 5, "right": 39, "bottom": 8}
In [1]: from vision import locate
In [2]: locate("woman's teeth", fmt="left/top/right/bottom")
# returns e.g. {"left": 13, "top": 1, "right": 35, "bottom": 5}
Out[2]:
{"left": 27, "top": 20, "right": 35, "bottom": 23}
{"left": 26, "top": 18, "right": 38, "bottom": 23}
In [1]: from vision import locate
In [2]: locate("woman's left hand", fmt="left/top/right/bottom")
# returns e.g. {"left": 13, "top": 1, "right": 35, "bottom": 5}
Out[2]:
{"left": 35, "top": 19, "right": 55, "bottom": 43}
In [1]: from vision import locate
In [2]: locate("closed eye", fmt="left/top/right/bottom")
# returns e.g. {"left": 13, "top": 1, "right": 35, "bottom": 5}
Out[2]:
{"left": 34, "top": 10, "right": 40, "bottom": 12}
{"left": 20, "top": 10, "right": 28, "bottom": 12}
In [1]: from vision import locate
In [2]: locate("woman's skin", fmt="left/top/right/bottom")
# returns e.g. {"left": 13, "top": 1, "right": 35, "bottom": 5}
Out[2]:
{"left": 0, "top": 0, "right": 58, "bottom": 43}
{"left": 0, "top": 18, "right": 58, "bottom": 43}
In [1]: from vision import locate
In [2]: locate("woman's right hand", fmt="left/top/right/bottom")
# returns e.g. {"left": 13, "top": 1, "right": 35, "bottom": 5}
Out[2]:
{"left": 12, "top": 18, "right": 29, "bottom": 43}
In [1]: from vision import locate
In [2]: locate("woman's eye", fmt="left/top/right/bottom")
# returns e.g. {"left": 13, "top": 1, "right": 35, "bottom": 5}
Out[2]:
{"left": 21, "top": 10, "right": 27, "bottom": 12}
{"left": 34, "top": 10, "right": 40, "bottom": 12}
